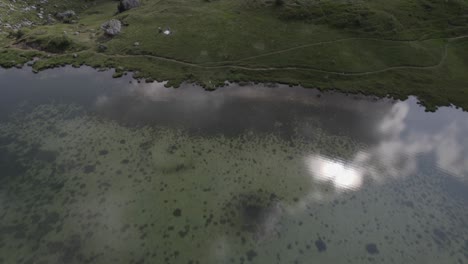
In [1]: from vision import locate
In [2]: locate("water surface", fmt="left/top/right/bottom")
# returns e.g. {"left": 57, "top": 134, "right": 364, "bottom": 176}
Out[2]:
{"left": 0, "top": 67, "right": 467, "bottom": 264}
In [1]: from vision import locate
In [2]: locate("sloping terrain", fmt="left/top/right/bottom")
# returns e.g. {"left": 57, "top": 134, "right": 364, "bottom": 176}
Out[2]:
{"left": 1, "top": 0, "right": 468, "bottom": 110}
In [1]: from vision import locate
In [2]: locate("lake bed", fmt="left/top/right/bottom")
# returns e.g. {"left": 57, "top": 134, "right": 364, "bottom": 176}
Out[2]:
{"left": 0, "top": 67, "right": 467, "bottom": 264}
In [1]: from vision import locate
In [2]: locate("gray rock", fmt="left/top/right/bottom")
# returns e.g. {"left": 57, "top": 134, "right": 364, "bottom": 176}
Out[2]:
{"left": 101, "top": 19, "right": 121, "bottom": 36}
{"left": 47, "top": 14, "right": 56, "bottom": 24}
{"left": 56, "top": 10, "right": 75, "bottom": 20}
{"left": 118, "top": 0, "right": 140, "bottom": 13}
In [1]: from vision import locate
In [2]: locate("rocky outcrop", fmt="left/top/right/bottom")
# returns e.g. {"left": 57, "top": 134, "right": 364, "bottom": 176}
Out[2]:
{"left": 101, "top": 19, "right": 122, "bottom": 36}
{"left": 117, "top": 0, "right": 140, "bottom": 13}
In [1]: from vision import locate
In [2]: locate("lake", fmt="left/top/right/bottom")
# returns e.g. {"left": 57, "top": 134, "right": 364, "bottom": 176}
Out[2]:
{"left": 0, "top": 66, "right": 467, "bottom": 264}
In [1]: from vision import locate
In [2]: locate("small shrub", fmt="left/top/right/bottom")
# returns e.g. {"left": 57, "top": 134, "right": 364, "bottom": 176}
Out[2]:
{"left": 8, "top": 29, "right": 25, "bottom": 40}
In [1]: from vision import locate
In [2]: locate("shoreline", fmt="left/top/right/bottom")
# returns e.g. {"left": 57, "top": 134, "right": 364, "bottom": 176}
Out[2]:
{"left": 0, "top": 52, "right": 464, "bottom": 113}
{"left": 2, "top": 63, "right": 464, "bottom": 114}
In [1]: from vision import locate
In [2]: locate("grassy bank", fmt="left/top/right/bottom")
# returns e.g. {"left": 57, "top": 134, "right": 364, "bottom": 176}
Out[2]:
{"left": 1, "top": 0, "right": 468, "bottom": 110}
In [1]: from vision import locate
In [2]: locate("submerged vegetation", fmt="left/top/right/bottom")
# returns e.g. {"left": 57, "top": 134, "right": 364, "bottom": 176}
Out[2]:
{"left": 0, "top": 99, "right": 466, "bottom": 264}
{"left": 1, "top": 0, "right": 468, "bottom": 110}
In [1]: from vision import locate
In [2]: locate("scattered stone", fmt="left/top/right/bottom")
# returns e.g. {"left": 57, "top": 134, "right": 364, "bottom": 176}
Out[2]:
{"left": 73, "top": 53, "right": 78, "bottom": 58}
{"left": 118, "top": 0, "right": 141, "bottom": 13}
{"left": 365, "top": 243, "right": 379, "bottom": 255}
{"left": 101, "top": 19, "right": 121, "bottom": 36}
{"left": 173, "top": 208, "right": 182, "bottom": 217}
{"left": 133, "top": 41, "right": 139, "bottom": 46}
{"left": 315, "top": 238, "right": 327, "bottom": 252}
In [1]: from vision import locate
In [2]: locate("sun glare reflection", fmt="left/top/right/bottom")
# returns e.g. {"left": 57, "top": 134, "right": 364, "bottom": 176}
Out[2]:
{"left": 305, "top": 155, "right": 364, "bottom": 191}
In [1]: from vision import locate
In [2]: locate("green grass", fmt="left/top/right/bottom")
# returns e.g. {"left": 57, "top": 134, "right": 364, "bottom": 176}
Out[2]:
{"left": 1, "top": 0, "right": 468, "bottom": 110}
{"left": 0, "top": 49, "right": 41, "bottom": 68}
{"left": 218, "top": 39, "right": 445, "bottom": 71}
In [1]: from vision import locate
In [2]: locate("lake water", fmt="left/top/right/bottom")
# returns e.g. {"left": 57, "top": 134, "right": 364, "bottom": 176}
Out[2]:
{"left": 0, "top": 66, "right": 467, "bottom": 264}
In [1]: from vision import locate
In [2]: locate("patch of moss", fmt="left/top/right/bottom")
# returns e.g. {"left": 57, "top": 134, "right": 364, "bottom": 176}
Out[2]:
{"left": 0, "top": 49, "right": 41, "bottom": 68}
{"left": 23, "top": 35, "right": 79, "bottom": 53}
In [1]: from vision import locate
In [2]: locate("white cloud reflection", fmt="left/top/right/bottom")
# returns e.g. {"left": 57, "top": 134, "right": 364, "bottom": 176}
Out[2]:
{"left": 305, "top": 156, "right": 364, "bottom": 191}
{"left": 304, "top": 100, "right": 468, "bottom": 200}
{"left": 92, "top": 79, "right": 468, "bottom": 198}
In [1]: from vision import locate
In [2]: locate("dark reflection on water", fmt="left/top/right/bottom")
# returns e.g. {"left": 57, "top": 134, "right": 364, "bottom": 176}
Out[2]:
{"left": 1, "top": 66, "right": 392, "bottom": 143}
{"left": 0, "top": 66, "right": 467, "bottom": 264}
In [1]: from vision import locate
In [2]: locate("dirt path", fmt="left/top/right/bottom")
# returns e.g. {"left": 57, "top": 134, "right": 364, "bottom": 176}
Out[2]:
{"left": 108, "top": 35, "right": 468, "bottom": 76}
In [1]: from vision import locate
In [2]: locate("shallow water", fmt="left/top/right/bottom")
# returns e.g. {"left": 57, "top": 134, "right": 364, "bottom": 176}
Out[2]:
{"left": 0, "top": 66, "right": 467, "bottom": 264}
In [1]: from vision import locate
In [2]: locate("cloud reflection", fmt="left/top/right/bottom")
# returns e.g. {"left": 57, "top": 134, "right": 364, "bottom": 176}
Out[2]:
{"left": 305, "top": 156, "right": 363, "bottom": 191}
{"left": 434, "top": 123, "right": 468, "bottom": 178}
{"left": 304, "top": 101, "right": 468, "bottom": 201}
{"left": 93, "top": 78, "right": 468, "bottom": 193}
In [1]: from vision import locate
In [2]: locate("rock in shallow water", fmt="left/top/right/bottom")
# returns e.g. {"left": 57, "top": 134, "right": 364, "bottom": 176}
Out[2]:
{"left": 365, "top": 243, "right": 379, "bottom": 255}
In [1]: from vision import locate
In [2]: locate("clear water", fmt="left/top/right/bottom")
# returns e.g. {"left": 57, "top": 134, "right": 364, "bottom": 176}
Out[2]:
{"left": 0, "top": 67, "right": 467, "bottom": 264}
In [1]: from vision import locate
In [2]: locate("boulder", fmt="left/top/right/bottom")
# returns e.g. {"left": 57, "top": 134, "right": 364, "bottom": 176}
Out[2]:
{"left": 118, "top": 0, "right": 140, "bottom": 13}
{"left": 101, "top": 19, "right": 122, "bottom": 36}
{"left": 56, "top": 10, "right": 75, "bottom": 20}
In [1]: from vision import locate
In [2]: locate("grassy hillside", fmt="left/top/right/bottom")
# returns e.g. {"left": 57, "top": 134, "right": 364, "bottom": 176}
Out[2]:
{"left": 1, "top": 0, "right": 468, "bottom": 110}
